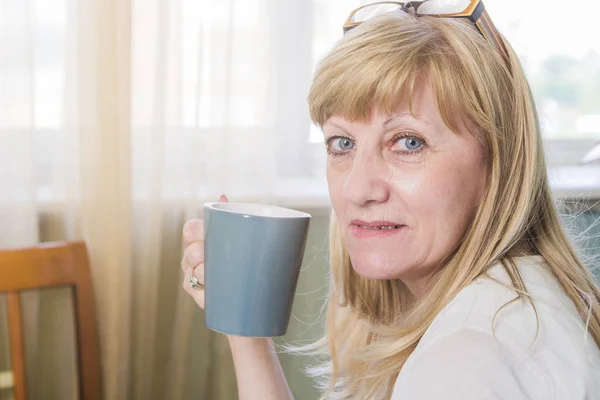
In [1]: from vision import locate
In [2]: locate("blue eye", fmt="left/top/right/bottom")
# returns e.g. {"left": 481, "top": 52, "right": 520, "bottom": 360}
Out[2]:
{"left": 326, "top": 134, "right": 425, "bottom": 157}
{"left": 397, "top": 137, "right": 422, "bottom": 151}
{"left": 330, "top": 137, "right": 355, "bottom": 151}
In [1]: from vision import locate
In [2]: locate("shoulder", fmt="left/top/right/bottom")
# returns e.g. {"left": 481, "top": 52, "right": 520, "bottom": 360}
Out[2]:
{"left": 392, "top": 255, "right": 600, "bottom": 400}
{"left": 405, "top": 328, "right": 519, "bottom": 374}
{"left": 421, "top": 257, "right": 545, "bottom": 341}
{"left": 392, "top": 328, "right": 558, "bottom": 400}
{"left": 423, "top": 255, "right": 584, "bottom": 342}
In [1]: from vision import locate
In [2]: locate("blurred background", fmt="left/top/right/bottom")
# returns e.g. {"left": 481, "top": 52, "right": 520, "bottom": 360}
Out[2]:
{"left": 0, "top": 0, "right": 599, "bottom": 399}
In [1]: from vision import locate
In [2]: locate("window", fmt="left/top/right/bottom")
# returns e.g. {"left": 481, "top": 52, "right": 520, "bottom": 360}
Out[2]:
{"left": 1, "top": 0, "right": 599, "bottom": 205}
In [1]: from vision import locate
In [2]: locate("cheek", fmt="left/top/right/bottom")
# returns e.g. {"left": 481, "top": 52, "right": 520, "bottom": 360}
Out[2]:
{"left": 390, "top": 153, "right": 484, "bottom": 232}
{"left": 388, "top": 164, "right": 452, "bottom": 209}
{"left": 433, "top": 164, "right": 476, "bottom": 200}
{"left": 436, "top": 149, "right": 485, "bottom": 206}
{"left": 418, "top": 157, "right": 485, "bottom": 241}
{"left": 326, "top": 166, "right": 347, "bottom": 212}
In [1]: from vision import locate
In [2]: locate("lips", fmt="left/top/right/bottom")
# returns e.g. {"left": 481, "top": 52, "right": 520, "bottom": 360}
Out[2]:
{"left": 350, "top": 221, "right": 406, "bottom": 239}
{"left": 356, "top": 225, "right": 402, "bottom": 230}
{"left": 350, "top": 219, "right": 404, "bottom": 230}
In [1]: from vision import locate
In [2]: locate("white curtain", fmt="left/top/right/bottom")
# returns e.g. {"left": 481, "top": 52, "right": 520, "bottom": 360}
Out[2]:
{"left": 0, "top": 0, "right": 363, "bottom": 398}
{"left": 9, "top": 0, "right": 597, "bottom": 398}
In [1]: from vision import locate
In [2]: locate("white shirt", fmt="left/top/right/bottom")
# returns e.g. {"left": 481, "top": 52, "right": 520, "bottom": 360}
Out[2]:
{"left": 392, "top": 255, "right": 600, "bottom": 400}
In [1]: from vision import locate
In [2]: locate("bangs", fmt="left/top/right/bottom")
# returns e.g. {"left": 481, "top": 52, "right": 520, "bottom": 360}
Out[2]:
{"left": 311, "top": 55, "right": 426, "bottom": 126}
{"left": 307, "top": 12, "right": 489, "bottom": 136}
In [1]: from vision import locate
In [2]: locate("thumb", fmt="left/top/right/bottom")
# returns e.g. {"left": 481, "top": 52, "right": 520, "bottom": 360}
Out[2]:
{"left": 218, "top": 194, "right": 229, "bottom": 202}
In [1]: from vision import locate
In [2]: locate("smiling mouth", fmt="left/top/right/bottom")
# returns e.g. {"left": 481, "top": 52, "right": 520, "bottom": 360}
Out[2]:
{"left": 350, "top": 223, "right": 406, "bottom": 238}
{"left": 355, "top": 225, "right": 403, "bottom": 230}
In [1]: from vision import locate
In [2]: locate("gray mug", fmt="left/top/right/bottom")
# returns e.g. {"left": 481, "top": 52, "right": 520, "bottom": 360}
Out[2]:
{"left": 202, "top": 202, "right": 311, "bottom": 337}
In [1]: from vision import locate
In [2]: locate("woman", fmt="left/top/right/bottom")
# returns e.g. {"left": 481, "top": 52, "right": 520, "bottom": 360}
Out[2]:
{"left": 181, "top": 2, "right": 600, "bottom": 399}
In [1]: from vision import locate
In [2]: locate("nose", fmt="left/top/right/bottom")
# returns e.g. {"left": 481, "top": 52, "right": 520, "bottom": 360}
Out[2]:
{"left": 343, "top": 151, "right": 391, "bottom": 206}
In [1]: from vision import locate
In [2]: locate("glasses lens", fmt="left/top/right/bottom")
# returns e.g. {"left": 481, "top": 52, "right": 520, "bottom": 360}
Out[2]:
{"left": 351, "top": 3, "right": 403, "bottom": 23}
{"left": 417, "top": 0, "right": 473, "bottom": 15}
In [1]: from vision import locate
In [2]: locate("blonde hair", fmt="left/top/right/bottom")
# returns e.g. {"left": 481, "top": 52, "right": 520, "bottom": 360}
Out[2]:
{"left": 285, "top": 10, "right": 600, "bottom": 400}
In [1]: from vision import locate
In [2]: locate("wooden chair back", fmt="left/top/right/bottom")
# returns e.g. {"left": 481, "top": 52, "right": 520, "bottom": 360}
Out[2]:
{"left": 0, "top": 241, "right": 102, "bottom": 400}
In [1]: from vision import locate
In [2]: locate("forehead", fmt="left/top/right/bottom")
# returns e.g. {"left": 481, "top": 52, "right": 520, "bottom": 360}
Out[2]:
{"left": 325, "top": 83, "right": 444, "bottom": 132}
{"left": 326, "top": 112, "right": 428, "bottom": 132}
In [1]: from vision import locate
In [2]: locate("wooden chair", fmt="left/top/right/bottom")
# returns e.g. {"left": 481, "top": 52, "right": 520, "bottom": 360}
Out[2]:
{"left": 0, "top": 241, "right": 102, "bottom": 400}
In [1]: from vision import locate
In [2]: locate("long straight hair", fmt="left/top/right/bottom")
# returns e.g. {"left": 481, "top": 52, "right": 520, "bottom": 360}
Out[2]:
{"left": 285, "top": 11, "right": 600, "bottom": 400}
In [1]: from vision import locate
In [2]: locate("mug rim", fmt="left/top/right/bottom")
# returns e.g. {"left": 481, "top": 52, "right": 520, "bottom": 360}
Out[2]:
{"left": 204, "top": 202, "right": 311, "bottom": 219}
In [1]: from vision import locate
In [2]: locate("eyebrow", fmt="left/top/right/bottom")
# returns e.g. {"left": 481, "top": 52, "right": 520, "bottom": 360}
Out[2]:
{"left": 383, "top": 112, "right": 420, "bottom": 127}
{"left": 324, "top": 121, "right": 350, "bottom": 133}
{"left": 325, "top": 112, "right": 423, "bottom": 133}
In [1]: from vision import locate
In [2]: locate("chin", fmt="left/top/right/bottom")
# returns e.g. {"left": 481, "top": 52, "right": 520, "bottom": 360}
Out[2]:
{"left": 349, "top": 253, "right": 407, "bottom": 280}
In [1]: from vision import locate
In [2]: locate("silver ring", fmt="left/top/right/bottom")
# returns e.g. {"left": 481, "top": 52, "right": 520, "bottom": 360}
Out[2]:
{"left": 188, "top": 267, "right": 204, "bottom": 290}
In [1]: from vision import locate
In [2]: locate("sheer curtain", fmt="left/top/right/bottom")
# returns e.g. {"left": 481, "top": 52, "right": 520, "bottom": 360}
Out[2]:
{"left": 0, "top": 0, "right": 363, "bottom": 398}
{"left": 3, "top": 0, "right": 598, "bottom": 399}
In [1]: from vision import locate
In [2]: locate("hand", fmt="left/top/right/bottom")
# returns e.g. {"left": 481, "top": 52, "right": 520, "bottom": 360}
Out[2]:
{"left": 181, "top": 194, "right": 228, "bottom": 309}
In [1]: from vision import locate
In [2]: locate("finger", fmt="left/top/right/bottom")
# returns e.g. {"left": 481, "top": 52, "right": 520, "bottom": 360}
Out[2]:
{"left": 182, "top": 196, "right": 226, "bottom": 246}
{"left": 181, "top": 256, "right": 205, "bottom": 287}
{"left": 182, "top": 276, "right": 205, "bottom": 309}
{"left": 192, "top": 262, "right": 205, "bottom": 285}
{"left": 180, "top": 253, "right": 196, "bottom": 273}
{"left": 181, "top": 242, "right": 204, "bottom": 273}
{"left": 183, "top": 219, "right": 204, "bottom": 246}
{"left": 183, "top": 242, "right": 204, "bottom": 269}
{"left": 181, "top": 258, "right": 190, "bottom": 274}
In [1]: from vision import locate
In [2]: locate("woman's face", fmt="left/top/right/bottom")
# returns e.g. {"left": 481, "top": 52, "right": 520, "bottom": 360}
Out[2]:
{"left": 323, "top": 81, "right": 486, "bottom": 297}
